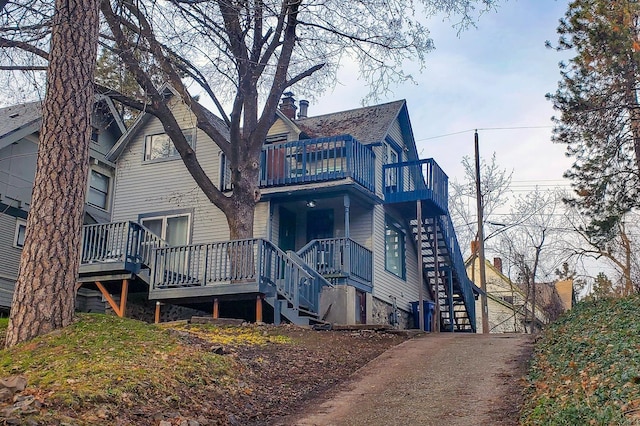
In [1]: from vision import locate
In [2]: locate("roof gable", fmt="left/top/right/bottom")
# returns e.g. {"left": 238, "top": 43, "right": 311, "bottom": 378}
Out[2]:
{"left": 0, "top": 101, "right": 42, "bottom": 150}
{"left": 106, "top": 95, "right": 230, "bottom": 162}
{"left": 294, "top": 100, "right": 405, "bottom": 144}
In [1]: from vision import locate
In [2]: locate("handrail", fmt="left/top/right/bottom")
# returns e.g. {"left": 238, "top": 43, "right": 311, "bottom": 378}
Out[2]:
{"left": 80, "top": 221, "right": 166, "bottom": 271}
{"left": 297, "top": 237, "right": 373, "bottom": 285}
{"left": 221, "top": 135, "right": 376, "bottom": 192}
{"left": 150, "top": 238, "right": 332, "bottom": 315}
{"left": 383, "top": 158, "right": 448, "bottom": 213}
{"left": 437, "top": 214, "right": 476, "bottom": 327}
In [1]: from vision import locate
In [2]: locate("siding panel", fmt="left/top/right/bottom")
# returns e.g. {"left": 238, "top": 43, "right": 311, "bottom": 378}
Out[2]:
{"left": 0, "top": 214, "right": 22, "bottom": 280}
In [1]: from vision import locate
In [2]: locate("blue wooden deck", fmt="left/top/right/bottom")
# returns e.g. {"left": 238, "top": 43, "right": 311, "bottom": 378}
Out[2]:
{"left": 222, "top": 135, "right": 376, "bottom": 193}
{"left": 383, "top": 158, "right": 449, "bottom": 215}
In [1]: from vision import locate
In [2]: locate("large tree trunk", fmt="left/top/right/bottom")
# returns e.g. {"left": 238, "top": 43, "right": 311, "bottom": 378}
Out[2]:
{"left": 5, "top": 0, "right": 100, "bottom": 347}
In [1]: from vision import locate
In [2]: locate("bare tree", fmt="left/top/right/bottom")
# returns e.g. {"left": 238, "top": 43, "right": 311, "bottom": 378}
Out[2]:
{"left": 2, "top": 0, "right": 499, "bottom": 240}
{"left": 4, "top": 0, "right": 100, "bottom": 346}
{"left": 496, "top": 189, "right": 568, "bottom": 332}
{"left": 449, "top": 153, "right": 512, "bottom": 258}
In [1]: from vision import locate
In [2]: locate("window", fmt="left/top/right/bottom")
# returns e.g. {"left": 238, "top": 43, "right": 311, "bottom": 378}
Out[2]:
{"left": 91, "top": 127, "right": 99, "bottom": 143}
{"left": 385, "top": 217, "right": 405, "bottom": 279}
{"left": 87, "top": 170, "right": 110, "bottom": 209}
{"left": 220, "top": 153, "right": 232, "bottom": 191}
{"left": 14, "top": 219, "right": 26, "bottom": 249}
{"left": 144, "top": 129, "right": 195, "bottom": 162}
{"left": 383, "top": 140, "right": 401, "bottom": 191}
{"left": 140, "top": 213, "right": 191, "bottom": 246}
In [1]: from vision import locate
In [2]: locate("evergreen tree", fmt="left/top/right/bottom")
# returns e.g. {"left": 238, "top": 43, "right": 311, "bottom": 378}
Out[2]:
{"left": 549, "top": 0, "right": 640, "bottom": 241}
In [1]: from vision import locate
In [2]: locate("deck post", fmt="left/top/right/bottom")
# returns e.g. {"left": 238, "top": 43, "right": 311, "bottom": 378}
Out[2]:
{"left": 256, "top": 295, "right": 263, "bottom": 323}
{"left": 448, "top": 269, "right": 455, "bottom": 332}
{"left": 155, "top": 301, "right": 161, "bottom": 324}
{"left": 120, "top": 279, "right": 129, "bottom": 318}
{"left": 343, "top": 195, "right": 351, "bottom": 276}
{"left": 213, "top": 298, "right": 219, "bottom": 319}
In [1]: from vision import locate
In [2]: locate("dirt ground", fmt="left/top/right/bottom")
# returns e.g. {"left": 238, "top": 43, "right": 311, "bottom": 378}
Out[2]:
{"left": 280, "top": 333, "right": 533, "bottom": 426}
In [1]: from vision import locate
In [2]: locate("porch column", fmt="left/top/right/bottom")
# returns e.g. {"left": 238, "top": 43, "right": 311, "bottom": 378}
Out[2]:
{"left": 343, "top": 195, "right": 351, "bottom": 275}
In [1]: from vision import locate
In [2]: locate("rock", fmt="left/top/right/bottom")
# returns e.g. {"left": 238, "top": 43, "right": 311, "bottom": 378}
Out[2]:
{"left": 159, "top": 421, "right": 172, "bottom": 426}
{"left": 210, "top": 345, "right": 225, "bottom": 355}
{"left": 0, "top": 388, "right": 13, "bottom": 402}
{"left": 4, "top": 417, "right": 21, "bottom": 425}
{"left": 188, "top": 420, "right": 200, "bottom": 426}
{"left": 0, "top": 376, "right": 27, "bottom": 393}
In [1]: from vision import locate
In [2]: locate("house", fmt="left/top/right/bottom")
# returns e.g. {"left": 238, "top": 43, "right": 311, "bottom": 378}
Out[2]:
{"left": 77, "top": 92, "right": 476, "bottom": 331}
{"left": 555, "top": 278, "right": 575, "bottom": 311}
{"left": 466, "top": 255, "right": 558, "bottom": 333}
{"left": 0, "top": 96, "right": 127, "bottom": 310}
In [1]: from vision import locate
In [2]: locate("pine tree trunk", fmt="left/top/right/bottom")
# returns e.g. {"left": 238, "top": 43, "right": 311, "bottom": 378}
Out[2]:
{"left": 5, "top": 0, "right": 100, "bottom": 347}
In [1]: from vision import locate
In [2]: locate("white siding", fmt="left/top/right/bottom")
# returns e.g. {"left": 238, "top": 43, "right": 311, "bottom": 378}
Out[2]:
{"left": 112, "top": 101, "right": 267, "bottom": 243}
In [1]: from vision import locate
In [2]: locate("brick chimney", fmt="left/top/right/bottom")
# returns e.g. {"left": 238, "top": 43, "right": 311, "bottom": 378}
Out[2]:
{"left": 493, "top": 257, "right": 503, "bottom": 274}
{"left": 471, "top": 240, "right": 479, "bottom": 255}
{"left": 298, "top": 99, "right": 309, "bottom": 119}
{"left": 279, "top": 92, "right": 297, "bottom": 120}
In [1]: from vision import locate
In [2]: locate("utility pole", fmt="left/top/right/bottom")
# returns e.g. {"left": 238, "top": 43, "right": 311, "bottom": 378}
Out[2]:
{"left": 475, "top": 130, "right": 490, "bottom": 334}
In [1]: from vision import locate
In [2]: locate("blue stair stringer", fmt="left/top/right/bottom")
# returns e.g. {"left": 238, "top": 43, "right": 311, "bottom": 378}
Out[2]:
{"left": 412, "top": 211, "right": 476, "bottom": 332}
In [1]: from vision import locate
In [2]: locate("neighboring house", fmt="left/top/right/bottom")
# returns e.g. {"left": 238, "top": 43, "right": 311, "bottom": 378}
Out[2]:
{"left": 466, "top": 255, "right": 550, "bottom": 333}
{"left": 77, "top": 92, "right": 476, "bottom": 331}
{"left": 0, "top": 96, "right": 126, "bottom": 310}
{"left": 555, "top": 278, "right": 575, "bottom": 311}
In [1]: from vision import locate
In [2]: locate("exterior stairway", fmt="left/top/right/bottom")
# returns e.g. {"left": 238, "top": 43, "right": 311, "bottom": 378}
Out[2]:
{"left": 412, "top": 213, "right": 476, "bottom": 332}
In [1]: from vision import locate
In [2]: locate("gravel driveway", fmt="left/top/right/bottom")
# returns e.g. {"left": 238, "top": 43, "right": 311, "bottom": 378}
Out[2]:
{"left": 284, "top": 333, "right": 533, "bottom": 426}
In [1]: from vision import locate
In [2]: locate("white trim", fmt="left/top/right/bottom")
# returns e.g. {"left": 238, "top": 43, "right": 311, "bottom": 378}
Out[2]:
{"left": 13, "top": 218, "right": 26, "bottom": 249}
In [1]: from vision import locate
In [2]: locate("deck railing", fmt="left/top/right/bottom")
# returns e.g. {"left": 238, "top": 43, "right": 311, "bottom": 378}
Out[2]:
{"left": 150, "top": 239, "right": 332, "bottom": 314}
{"left": 80, "top": 221, "right": 166, "bottom": 271}
{"left": 222, "top": 135, "right": 376, "bottom": 192}
{"left": 383, "top": 159, "right": 448, "bottom": 213}
{"left": 297, "top": 238, "right": 373, "bottom": 286}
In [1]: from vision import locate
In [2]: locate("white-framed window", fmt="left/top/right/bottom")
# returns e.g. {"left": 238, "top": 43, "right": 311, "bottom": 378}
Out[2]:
{"left": 87, "top": 169, "right": 110, "bottom": 210}
{"left": 140, "top": 213, "right": 191, "bottom": 246}
{"left": 14, "top": 219, "right": 26, "bottom": 249}
{"left": 385, "top": 217, "right": 405, "bottom": 280}
{"left": 144, "top": 129, "right": 195, "bottom": 162}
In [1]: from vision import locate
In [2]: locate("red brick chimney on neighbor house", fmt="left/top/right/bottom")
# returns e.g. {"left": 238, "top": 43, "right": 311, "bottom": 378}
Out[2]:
{"left": 493, "top": 257, "right": 503, "bottom": 274}
{"left": 279, "top": 92, "right": 297, "bottom": 119}
{"left": 279, "top": 92, "right": 309, "bottom": 119}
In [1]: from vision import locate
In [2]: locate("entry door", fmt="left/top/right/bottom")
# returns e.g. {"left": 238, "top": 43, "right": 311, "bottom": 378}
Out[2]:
{"left": 307, "top": 209, "right": 334, "bottom": 241}
{"left": 278, "top": 207, "right": 296, "bottom": 251}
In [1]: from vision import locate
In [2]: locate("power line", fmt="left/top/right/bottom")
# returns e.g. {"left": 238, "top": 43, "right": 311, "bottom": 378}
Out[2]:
{"left": 417, "top": 125, "right": 554, "bottom": 142}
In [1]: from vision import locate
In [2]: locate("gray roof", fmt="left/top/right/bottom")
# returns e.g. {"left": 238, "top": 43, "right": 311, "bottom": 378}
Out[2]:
{"left": 0, "top": 101, "right": 42, "bottom": 141}
{"left": 295, "top": 100, "right": 405, "bottom": 144}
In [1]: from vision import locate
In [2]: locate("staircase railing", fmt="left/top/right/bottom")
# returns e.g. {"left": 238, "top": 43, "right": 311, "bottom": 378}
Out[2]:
{"left": 151, "top": 238, "right": 331, "bottom": 315}
{"left": 436, "top": 214, "right": 476, "bottom": 326}
{"left": 297, "top": 237, "right": 372, "bottom": 285}
{"left": 80, "top": 221, "right": 166, "bottom": 272}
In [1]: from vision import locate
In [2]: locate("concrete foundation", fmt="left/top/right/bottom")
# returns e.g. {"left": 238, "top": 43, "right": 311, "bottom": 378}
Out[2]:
{"left": 319, "top": 285, "right": 373, "bottom": 325}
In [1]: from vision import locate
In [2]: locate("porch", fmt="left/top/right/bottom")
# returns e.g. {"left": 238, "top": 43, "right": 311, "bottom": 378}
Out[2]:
{"left": 222, "top": 135, "right": 376, "bottom": 193}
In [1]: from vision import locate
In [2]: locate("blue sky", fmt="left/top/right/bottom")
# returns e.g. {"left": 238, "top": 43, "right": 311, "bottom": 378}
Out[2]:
{"left": 310, "top": 0, "right": 573, "bottom": 190}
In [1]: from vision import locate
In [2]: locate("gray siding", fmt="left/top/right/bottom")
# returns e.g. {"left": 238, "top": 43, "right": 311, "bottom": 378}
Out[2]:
{"left": 0, "top": 138, "right": 37, "bottom": 207}
{"left": 0, "top": 277, "right": 14, "bottom": 309}
{"left": 0, "top": 213, "right": 22, "bottom": 281}
{"left": 371, "top": 204, "right": 421, "bottom": 314}
{"left": 112, "top": 101, "right": 267, "bottom": 243}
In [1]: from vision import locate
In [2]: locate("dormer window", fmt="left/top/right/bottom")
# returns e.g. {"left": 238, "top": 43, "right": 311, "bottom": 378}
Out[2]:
{"left": 144, "top": 129, "right": 195, "bottom": 162}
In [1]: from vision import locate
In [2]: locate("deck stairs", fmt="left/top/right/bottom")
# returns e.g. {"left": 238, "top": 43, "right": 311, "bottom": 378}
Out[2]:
{"left": 411, "top": 213, "right": 476, "bottom": 332}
